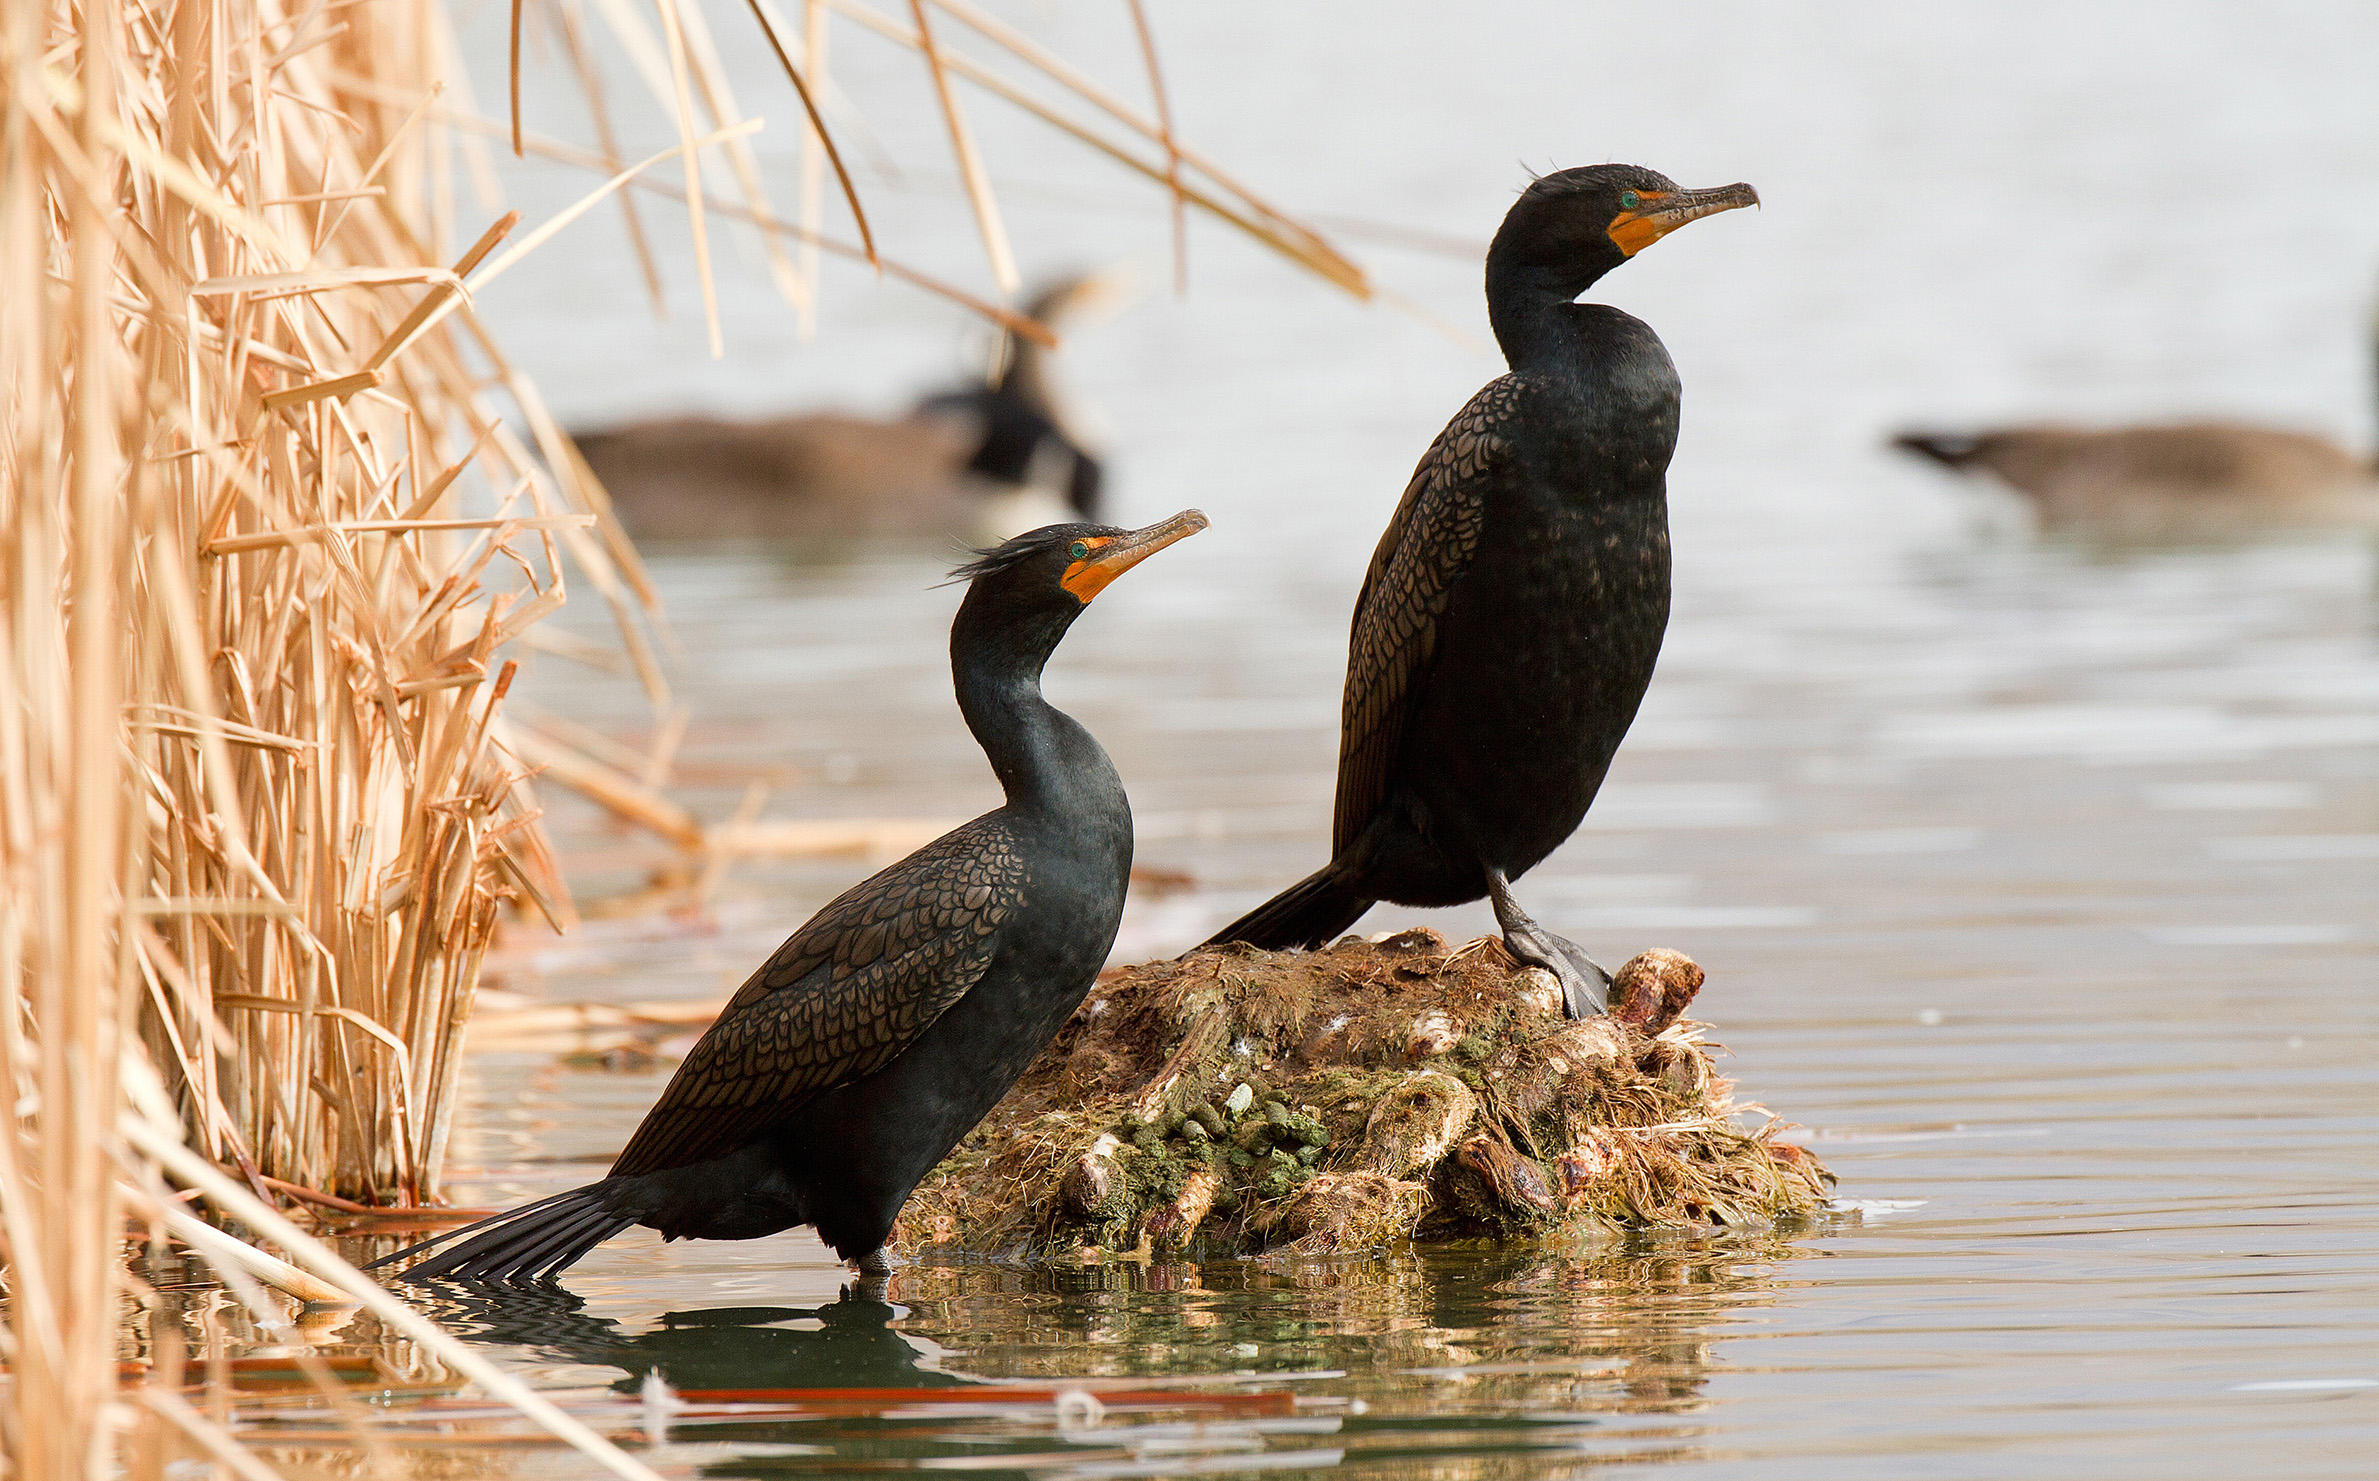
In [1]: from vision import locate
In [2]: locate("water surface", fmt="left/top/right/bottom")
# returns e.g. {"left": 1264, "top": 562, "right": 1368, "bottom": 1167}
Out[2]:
{"left": 316, "top": 1, "right": 2379, "bottom": 1474}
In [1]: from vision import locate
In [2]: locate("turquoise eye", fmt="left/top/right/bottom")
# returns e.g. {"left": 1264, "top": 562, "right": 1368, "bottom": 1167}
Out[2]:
{"left": 1619, "top": 190, "right": 1640, "bottom": 210}
{"left": 1068, "top": 541, "right": 1089, "bottom": 560}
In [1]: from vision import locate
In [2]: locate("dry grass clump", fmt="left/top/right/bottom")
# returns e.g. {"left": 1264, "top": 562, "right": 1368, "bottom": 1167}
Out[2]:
{"left": 4, "top": 0, "right": 1363, "bottom": 1467}
{"left": 896, "top": 932, "right": 1832, "bottom": 1259}
{"left": 20, "top": 1, "right": 637, "bottom": 1212}
{"left": 1, "top": 0, "right": 667, "bottom": 1453}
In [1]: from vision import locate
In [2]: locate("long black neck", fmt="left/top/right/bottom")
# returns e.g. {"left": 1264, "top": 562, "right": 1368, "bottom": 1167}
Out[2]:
{"left": 949, "top": 599, "right": 1115, "bottom": 816}
{"left": 1485, "top": 250, "right": 1682, "bottom": 485}
{"left": 1485, "top": 255, "right": 1618, "bottom": 374}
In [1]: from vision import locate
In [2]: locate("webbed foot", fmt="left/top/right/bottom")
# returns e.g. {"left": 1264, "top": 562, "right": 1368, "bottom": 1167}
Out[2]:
{"left": 1486, "top": 867, "right": 1612, "bottom": 1018}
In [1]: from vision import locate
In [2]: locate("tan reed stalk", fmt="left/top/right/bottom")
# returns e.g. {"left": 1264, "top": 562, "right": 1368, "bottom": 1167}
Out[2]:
{"left": 3, "top": 0, "right": 1361, "bottom": 1471}
{"left": 0, "top": 0, "right": 681, "bottom": 1458}
{"left": 797, "top": 0, "right": 835, "bottom": 334}
{"left": 829, "top": 0, "right": 1372, "bottom": 297}
{"left": 0, "top": 7, "right": 138, "bottom": 1481}
{"left": 906, "top": 0, "right": 1019, "bottom": 295}
{"left": 6, "top": 0, "right": 617, "bottom": 1379}
{"left": 1121, "top": 0, "right": 1187, "bottom": 293}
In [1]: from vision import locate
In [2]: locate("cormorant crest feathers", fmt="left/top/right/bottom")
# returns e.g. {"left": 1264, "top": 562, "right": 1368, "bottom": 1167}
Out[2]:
{"left": 941, "top": 524, "right": 1082, "bottom": 586}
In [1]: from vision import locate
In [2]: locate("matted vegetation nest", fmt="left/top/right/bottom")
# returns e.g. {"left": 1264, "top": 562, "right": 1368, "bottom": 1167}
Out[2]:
{"left": 893, "top": 930, "right": 1833, "bottom": 1259}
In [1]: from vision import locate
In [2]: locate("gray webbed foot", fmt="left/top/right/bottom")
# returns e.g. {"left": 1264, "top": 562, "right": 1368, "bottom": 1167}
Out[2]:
{"left": 1485, "top": 867, "right": 1612, "bottom": 1018}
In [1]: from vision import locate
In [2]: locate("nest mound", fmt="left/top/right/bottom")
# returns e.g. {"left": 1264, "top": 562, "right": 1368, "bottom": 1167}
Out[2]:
{"left": 893, "top": 930, "right": 1832, "bottom": 1259}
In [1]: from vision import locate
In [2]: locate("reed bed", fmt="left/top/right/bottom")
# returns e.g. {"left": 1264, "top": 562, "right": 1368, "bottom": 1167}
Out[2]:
{"left": 5, "top": 0, "right": 1360, "bottom": 1473}
{"left": 3, "top": 0, "right": 631, "bottom": 1218}
{"left": 1, "top": 0, "right": 668, "bottom": 1462}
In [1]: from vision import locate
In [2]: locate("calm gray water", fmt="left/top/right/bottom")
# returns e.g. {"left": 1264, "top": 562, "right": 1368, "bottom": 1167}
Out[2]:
{"left": 325, "top": 1, "right": 2379, "bottom": 1474}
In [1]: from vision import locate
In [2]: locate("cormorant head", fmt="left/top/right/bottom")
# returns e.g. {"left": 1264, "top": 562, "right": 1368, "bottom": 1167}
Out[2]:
{"left": 947, "top": 509, "right": 1208, "bottom": 659}
{"left": 1487, "top": 164, "right": 1759, "bottom": 299}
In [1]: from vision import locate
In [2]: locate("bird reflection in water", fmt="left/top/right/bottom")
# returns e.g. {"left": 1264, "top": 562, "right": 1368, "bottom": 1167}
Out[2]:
{"left": 417, "top": 1280, "right": 972, "bottom": 1396}
{"left": 378, "top": 1243, "right": 1795, "bottom": 1478}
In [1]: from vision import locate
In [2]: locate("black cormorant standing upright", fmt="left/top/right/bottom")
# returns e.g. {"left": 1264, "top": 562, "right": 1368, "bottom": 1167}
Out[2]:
{"left": 377, "top": 510, "right": 1207, "bottom": 1283}
{"left": 1204, "top": 165, "right": 1757, "bottom": 1018}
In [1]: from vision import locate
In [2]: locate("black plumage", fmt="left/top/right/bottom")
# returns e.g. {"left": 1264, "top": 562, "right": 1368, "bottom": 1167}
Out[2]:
{"left": 376, "top": 510, "right": 1207, "bottom": 1284}
{"left": 1205, "top": 165, "right": 1757, "bottom": 1018}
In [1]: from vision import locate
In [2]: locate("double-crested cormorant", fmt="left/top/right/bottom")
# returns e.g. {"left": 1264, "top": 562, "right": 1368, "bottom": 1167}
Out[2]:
{"left": 574, "top": 275, "right": 1117, "bottom": 544}
{"left": 376, "top": 510, "right": 1207, "bottom": 1283}
{"left": 1204, "top": 165, "right": 1757, "bottom": 1019}
{"left": 1893, "top": 311, "right": 2379, "bottom": 536}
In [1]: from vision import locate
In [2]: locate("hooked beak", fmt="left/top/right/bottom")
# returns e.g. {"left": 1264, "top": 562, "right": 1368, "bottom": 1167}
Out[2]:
{"left": 1607, "top": 182, "right": 1760, "bottom": 257}
{"left": 1062, "top": 508, "right": 1209, "bottom": 603}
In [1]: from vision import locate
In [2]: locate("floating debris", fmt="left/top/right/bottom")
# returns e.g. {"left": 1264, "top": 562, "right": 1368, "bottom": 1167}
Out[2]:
{"left": 895, "top": 931, "right": 1832, "bottom": 1258}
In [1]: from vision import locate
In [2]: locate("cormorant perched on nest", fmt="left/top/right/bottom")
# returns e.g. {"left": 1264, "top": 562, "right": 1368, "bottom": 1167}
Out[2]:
{"left": 1204, "top": 165, "right": 1758, "bottom": 1020}
{"left": 375, "top": 511, "right": 1206, "bottom": 1284}
{"left": 1893, "top": 311, "right": 2379, "bottom": 537}
{"left": 571, "top": 275, "right": 1120, "bottom": 544}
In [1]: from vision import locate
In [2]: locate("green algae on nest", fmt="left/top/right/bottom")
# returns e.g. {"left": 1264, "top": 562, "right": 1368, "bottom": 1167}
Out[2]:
{"left": 892, "top": 930, "right": 1833, "bottom": 1259}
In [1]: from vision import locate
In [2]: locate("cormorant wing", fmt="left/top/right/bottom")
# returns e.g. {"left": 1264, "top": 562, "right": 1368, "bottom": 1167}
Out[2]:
{"left": 607, "top": 818, "right": 1026, "bottom": 1177}
{"left": 1332, "top": 379, "right": 1513, "bottom": 855}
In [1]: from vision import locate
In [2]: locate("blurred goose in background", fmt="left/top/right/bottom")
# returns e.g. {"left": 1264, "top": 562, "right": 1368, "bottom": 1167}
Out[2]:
{"left": 1893, "top": 308, "right": 2379, "bottom": 539}
{"left": 572, "top": 273, "right": 1125, "bottom": 545}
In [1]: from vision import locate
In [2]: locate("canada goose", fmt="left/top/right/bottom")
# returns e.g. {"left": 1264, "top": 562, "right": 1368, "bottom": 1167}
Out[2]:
{"left": 572, "top": 275, "right": 1119, "bottom": 545}
{"left": 1894, "top": 315, "right": 2379, "bottom": 539}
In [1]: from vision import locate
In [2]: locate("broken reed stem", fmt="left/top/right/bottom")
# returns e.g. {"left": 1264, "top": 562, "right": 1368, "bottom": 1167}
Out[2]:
{"left": 746, "top": 0, "right": 879, "bottom": 267}
{"left": 830, "top": 0, "right": 1370, "bottom": 298}
{"left": 126, "top": 1110, "right": 667, "bottom": 1481}
{"left": 1121, "top": 0, "right": 1187, "bottom": 294}
{"left": 907, "top": 0, "right": 1019, "bottom": 295}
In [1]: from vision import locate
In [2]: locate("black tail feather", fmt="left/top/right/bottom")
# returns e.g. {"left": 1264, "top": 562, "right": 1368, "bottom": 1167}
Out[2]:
{"left": 443, "top": 1205, "right": 604, "bottom": 1283}
{"left": 497, "top": 1205, "right": 630, "bottom": 1285}
{"left": 1891, "top": 430, "right": 1983, "bottom": 469}
{"left": 366, "top": 1188, "right": 584, "bottom": 1271}
{"left": 371, "top": 1185, "right": 633, "bottom": 1286}
{"left": 1201, "top": 866, "right": 1374, "bottom": 952}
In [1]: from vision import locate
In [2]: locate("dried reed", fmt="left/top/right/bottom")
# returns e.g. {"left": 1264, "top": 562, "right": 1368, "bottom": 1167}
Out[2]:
{"left": 0, "top": 0, "right": 670, "bottom": 1463}
{"left": 5, "top": 0, "right": 637, "bottom": 1215}
{"left": 4, "top": 0, "right": 1362, "bottom": 1472}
